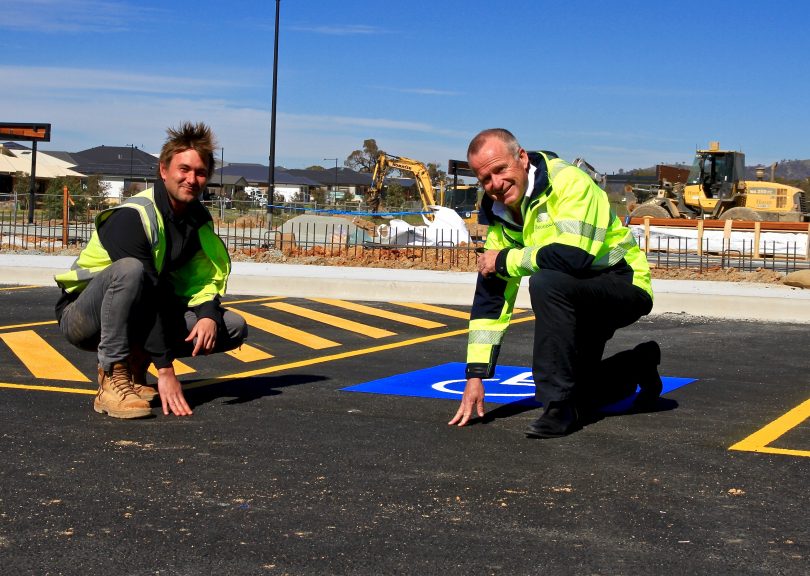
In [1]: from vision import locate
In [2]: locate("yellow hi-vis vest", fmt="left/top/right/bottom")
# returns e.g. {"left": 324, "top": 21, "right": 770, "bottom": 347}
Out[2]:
{"left": 54, "top": 188, "right": 230, "bottom": 307}
{"left": 466, "top": 152, "right": 652, "bottom": 378}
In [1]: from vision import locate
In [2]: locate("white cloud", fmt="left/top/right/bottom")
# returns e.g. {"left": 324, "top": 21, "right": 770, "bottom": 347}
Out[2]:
{"left": 1, "top": 0, "right": 158, "bottom": 33}
{"left": 0, "top": 65, "right": 243, "bottom": 96}
{"left": 289, "top": 24, "right": 386, "bottom": 36}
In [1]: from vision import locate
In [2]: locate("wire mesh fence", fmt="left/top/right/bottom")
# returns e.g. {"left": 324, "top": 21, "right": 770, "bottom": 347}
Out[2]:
{"left": 1, "top": 197, "right": 808, "bottom": 274}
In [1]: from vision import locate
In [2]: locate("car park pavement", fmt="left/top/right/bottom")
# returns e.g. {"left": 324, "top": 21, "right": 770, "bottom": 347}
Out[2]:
{"left": 0, "top": 256, "right": 808, "bottom": 575}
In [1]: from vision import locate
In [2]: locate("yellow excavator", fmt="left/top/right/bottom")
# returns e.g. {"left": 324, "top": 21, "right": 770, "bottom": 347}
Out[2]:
{"left": 367, "top": 152, "right": 440, "bottom": 220}
{"left": 629, "top": 142, "right": 808, "bottom": 222}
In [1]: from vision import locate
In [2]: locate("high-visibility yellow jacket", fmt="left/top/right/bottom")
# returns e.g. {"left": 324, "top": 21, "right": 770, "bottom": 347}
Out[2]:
{"left": 54, "top": 188, "right": 230, "bottom": 307}
{"left": 466, "top": 152, "right": 652, "bottom": 379}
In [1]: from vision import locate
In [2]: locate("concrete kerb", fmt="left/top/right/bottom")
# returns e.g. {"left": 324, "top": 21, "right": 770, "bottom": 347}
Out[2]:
{"left": 2, "top": 254, "right": 809, "bottom": 323}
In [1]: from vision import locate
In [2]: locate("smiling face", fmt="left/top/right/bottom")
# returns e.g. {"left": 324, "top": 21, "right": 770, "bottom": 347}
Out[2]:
{"left": 468, "top": 135, "right": 530, "bottom": 212}
{"left": 159, "top": 148, "right": 209, "bottom": 213}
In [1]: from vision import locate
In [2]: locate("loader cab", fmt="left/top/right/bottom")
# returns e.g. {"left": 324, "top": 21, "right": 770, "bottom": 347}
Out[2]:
{"left": 686, "top": 149, "right": 744, "bottom": 200}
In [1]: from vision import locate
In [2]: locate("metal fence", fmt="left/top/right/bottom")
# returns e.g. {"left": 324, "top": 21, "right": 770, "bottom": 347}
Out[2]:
{"left": 1, "top": 199, "right": 808, "bottom": 274}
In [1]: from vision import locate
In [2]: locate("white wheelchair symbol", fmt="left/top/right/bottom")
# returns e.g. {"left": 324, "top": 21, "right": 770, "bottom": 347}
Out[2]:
{"left": 431, "top": 371, "right": 535, "bottom": 398}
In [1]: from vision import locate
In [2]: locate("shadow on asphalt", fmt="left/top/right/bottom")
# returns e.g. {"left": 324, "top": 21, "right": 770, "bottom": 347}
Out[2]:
{"left": 184, "top": 373, "right": 328, "bottom": 408}
{"left": 469, "top": 396, "right": 679, "bottom": 429}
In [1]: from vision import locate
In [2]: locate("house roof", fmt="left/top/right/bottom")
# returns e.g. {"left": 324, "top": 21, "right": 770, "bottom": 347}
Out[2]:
{"left": 69, "top": 145, "right": 159, "bottom": 179}
{"left": 207, "top": 174, "right": 249, "bottom": 187}
{"left": 214, "top": 164, "right": 323, "bottom": 187}
{"left": 287, "top": 167, "right": 373, "bottom": 187}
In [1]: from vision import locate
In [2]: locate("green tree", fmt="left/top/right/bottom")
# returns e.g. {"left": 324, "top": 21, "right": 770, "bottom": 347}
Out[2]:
{"left": 84, "top": 174, "right": 111, "bottom": 211}
{"left": 43, "top": 177, "right": 86, "bottom": 221}
{"left": 426, "top": 162, "right": 446, "bottom": 188}
{"left": 311, "top": 187, "right": 327, "bottom": 204}
{"left": 345, "top": 139, "right": 383, "bottom": 173}
{"left": 383, "top": 182, "right": 407, "bottom": 209}
{"left": 305, "top": 165, "right": 325, "bottom": 171}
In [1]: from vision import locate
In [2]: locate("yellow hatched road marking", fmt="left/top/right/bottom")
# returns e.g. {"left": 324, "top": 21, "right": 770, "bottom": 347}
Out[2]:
{"left": 225, "top": 296, "right": 284, "bottom": 306}
{"left": 148, "top": 359, "right": 195, "bottom": 377}
{"left": 391, "top": 302, "right": 471, "bottom": 319}
{"left": 226, "top": 343, "right": 274, "bottom": 362}
{"left": 729, "top": 398, "right": 810, "bottom": 457}
{"left": 309, "top": 298, "right": 446, "bottom": 329}
{"left": 264, "top": 301, "right": 396, "bottom": 338}
{"left": 0, "top": 330, "right": 90, "bottom": 382}
{"left": 231, "top": 308, "right": 339, "bottom": 349}
{"left": 0, "top": 314, "right": 536, "bottom": 396}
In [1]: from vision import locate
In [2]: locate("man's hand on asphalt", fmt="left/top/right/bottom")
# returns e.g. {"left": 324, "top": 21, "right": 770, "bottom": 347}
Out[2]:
{"left": 186, "top": 317, "right": 217, "bottom": 356}
{"left": 157, "top": 366, "right": 193, "bottom": 416}
{"left": 448, "top": 377, "right": 486, "bottom": 426}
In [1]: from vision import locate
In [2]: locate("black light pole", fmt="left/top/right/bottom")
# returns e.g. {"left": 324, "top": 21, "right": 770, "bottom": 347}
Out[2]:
{"left": 27, "top": 140, "right": 38, "bottom": 223}
{"left": 267, "top": 0, "right": 281, "bottom": 228}
{"left": 324, "top": 158, "right": 338, "bottom": 204}
{"left": 125, "top": 144, "right": 136, "bottom": 197}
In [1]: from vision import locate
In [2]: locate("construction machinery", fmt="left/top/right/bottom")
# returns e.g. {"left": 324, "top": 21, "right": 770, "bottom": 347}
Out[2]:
{"left": 628, "top": 142, "right": 809, "bottom": 222}
{"left": 367, "top": 153, "right": 440, "bottom": 220}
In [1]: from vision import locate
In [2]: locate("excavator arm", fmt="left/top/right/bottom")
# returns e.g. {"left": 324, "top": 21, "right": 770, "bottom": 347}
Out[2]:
{"left": 367, "top": 152, "right": 438, "bottom": 220}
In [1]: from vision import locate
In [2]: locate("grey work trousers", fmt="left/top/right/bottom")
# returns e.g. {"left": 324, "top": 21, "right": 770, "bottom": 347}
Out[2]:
{"left": 59, "top": 258, "right": 247, "bottom": 372}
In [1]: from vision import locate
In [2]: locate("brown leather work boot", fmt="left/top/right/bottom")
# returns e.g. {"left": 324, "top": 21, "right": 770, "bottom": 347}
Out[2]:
{"left": 94, "top": 363, "right": 152, "bottom": 419}
{"left": 129, "top": 351, "right": 158, "bottom": 403}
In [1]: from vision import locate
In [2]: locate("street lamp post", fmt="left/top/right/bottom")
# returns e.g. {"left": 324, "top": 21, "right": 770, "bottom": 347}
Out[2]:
{"left": 267, "top": 0, "right": 281, "bottom": 229}
{"left": 324, "top": 158, "right": 338, "bottom": 205}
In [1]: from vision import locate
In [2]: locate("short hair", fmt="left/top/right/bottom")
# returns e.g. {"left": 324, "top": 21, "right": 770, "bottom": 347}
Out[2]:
{"left": 157, "top": 121, "right": 217, "bottom": 179}
{"left": 467, "top": 128, "right": 522, "bottom": 160}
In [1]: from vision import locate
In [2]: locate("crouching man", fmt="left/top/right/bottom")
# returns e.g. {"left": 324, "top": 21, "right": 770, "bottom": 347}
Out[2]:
{"left": 55, "top": 122, "right": 247, "bottom": 418}
{"left": 449, "top": 129, "right": 660, "bottom": 438}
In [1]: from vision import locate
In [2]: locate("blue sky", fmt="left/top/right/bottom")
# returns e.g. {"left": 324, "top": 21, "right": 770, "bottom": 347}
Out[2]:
{"left": 3, "top": 0, "right": 809, "bottom": 174}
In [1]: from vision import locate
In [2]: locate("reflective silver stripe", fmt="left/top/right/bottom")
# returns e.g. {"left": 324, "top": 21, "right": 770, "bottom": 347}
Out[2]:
{"left": 555, "top": 219, "right": 606, "bottom": 243}
{"left": 123, "top": 197, "right": 160, "bottom": 248}
{"left": 548, "top": 158, "right": 571, "bottom": 179}
{"left": 468, "top": 329, "right": 505, "bottom": 346}
{"left": 593, "top": 232, "right": 636, "bottom": 268}
{"left": 518, "top": 249, "right": 536, "bottom": 275}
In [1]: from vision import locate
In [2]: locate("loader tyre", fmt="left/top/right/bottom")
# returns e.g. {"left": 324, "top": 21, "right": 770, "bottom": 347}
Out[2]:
{"left": 718, "top": 207, "right": 761, "bottom": 222}
{"left": 629, "top": 204, "right": 671, "bottom": 219}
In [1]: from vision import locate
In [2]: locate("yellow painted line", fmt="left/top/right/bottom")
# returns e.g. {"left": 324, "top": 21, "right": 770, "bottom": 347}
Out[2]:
{"left": 0, "top": 382, "right": 95, "bottom": 394}
{"left": 0, "top": 330, "right": 90, "bottom": 381}
{"left": 730, "top": 398, "right": 810, "bottom": 457}
{"left": 264, "top": 301, "right": 396, "bottom": 339}
{"left": 746, "top": 447, "right": 810, "bottom": 458}
{"left": 0, "top": 285, "right": 40, "bottom": 291}
{"left": 225, "top": 296, "right": 284, "bottom": 306}
{"left": 226, "top": 343, "right": 274, "bottom": 362}
{"left": 231, "top": 308, "right": 339, "bottom": 349}
{"left": 184, "top": 315, "right": 536, "bottom": 389}
{"left": 148, "top": 359, "right": 195, "bottom": 377}
{"left": 391, "top": 301, "right": 471, "bottom": 319}
{"left": 310, "top": 298, "right": 446, "bottom": 329}
{"left": 1, "top": 320, "right": 57, "bottom": 331}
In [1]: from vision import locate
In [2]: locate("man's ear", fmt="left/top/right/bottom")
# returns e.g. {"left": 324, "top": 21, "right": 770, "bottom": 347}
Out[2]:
{"left": 159, "top": 162, "right": 167, "bottom": 180}
{"left": 518, "top": 148, "right": 530, "bottom": 171}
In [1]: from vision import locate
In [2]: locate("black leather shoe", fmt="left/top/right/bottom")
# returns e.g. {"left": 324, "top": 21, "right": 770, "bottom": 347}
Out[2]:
{"left": 632, "top": 341, "right": 662, "bottom": 409}
{"left": 525, "top": 401, "right": 581, "bottom": 438}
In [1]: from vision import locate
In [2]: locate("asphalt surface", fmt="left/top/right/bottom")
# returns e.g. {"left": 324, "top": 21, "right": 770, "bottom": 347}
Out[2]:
{"left": 0, "top": 286, "right": 808, "bottom": 575}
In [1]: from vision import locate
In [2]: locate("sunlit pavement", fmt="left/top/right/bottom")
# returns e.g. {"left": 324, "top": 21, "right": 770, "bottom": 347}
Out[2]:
{"left": 0, "top": 286, "right": 807, "bottom": 575}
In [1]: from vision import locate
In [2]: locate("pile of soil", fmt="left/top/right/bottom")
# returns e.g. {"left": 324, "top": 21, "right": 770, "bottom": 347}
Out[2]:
{"left": 230, "top": 246, "right": 788, "bottom": 284}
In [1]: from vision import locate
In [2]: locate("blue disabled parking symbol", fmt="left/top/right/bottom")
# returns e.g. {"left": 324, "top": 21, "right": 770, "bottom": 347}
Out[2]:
{"left": 342, "top": 362, "right": 696, "bottom": 414}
